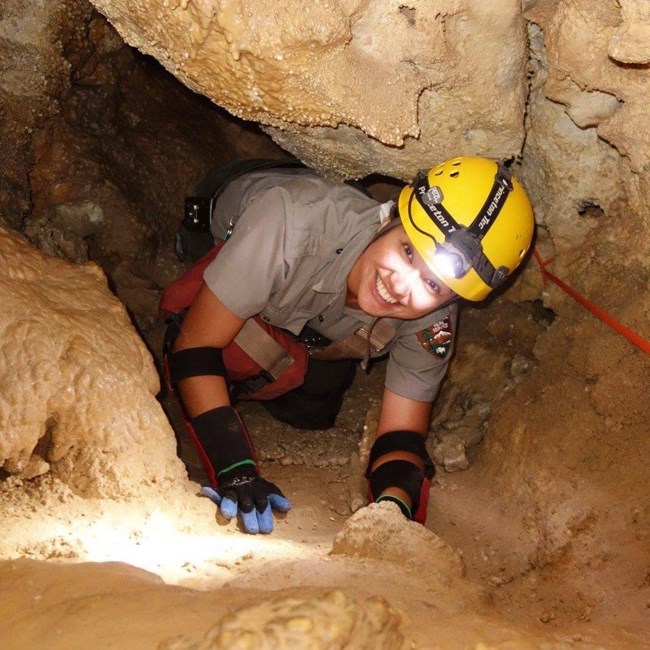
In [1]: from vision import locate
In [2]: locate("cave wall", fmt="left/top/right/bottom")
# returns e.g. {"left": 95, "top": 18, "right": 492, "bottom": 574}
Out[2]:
{"left": 1, "top": 0, "right": 285, "bottom": 330}
{"left": 0, "top": 0, "right": 648, "bottom": 602}
{"left": 85, "top": 0, "right": 650, "bottom": 273}
{"left": 0, "top": 0, "right": 285, "bottom": 483}
{"left": 522, "top": 0, "right": 650, "bottom": 259}
{"left": 88, "top": 0, "right": 530, "bottom": 181}
{"left": 477, "top": 0, "right": 650, "bottom": 609}
{"left": 0, "top": 226, "right": 188, "bottom": 496}
{"left": 4, "top": 0, "right": 649, "bottom": 318}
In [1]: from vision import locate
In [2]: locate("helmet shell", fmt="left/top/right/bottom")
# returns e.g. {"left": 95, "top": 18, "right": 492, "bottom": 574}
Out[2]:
{"left": 398, "top": 157, "right": 535, "bottom": 301}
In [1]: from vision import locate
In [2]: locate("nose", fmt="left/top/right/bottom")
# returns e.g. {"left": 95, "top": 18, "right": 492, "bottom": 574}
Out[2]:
{"left": 392, "top": 267, "right": 421, "bottom": 300}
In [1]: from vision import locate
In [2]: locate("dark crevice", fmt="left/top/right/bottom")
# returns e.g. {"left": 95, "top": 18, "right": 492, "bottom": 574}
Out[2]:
{"left": 527, "top": 299, "right": 556, "bottom": 326}
{"left": 577, "top": 199, "right": 604, "bottom": 218}
{"left": 399, "top": 6, "right": 416, "bottom": 26}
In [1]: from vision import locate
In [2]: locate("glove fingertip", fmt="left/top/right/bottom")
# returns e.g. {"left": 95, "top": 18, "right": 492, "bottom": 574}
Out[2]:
{"left": 201, "top": 486, "right": 221, "bottom": 504}
{"left": 258, "top": 504, "right": 274, "bottom": 534}
{"left": 220, "top": 497, "right": 238, "bottom": 520}
{"left": 269, "top": 494, "right": 292, "bottom": 512}
{"left": 241, "top": 509, "right": 260, "bottom": 535}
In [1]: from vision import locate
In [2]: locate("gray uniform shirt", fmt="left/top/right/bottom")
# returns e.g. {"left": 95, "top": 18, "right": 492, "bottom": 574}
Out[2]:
{"left": 204, "top": 168, "right": 458, "bottom": 403}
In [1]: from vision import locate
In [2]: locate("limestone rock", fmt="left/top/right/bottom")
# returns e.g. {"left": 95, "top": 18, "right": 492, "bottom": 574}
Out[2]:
{"left": 0, "top": 227, "right": 186, "bottom": 497}
{"left": 608, "top": 0, "right": 650, "bottom": 64}
{"left": 90, "top": 0, "right": 529, "bottom": 179}
{"left": 331, "top": 501, "right": 465, "bottom": 585}
{"left": 163, "top": 589, "right": 407, "bottom": 650}
{"left": 432, "top": 433, "right": 469, "bottom": 472}
{"left": 522, "top": 0, "right": 650, "bottom": 262}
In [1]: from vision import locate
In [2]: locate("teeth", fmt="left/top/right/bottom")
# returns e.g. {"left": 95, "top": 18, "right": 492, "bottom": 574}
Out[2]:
{"left": 376, "top": 275, "right": 397, "bottom": 304}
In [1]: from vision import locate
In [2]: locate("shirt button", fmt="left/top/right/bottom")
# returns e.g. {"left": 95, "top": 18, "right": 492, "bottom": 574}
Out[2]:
{"left": 336, "top": 248, "right": 343, "bottom": 254}
{"left": 262, "top": 316, "right": 270, "bottom": 322}
{"left": 318, "top": 315, "right": 324, "bottom": 322}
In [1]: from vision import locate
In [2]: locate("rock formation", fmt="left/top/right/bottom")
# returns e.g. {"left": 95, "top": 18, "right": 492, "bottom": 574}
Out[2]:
{"left": 0, "top": 1, "right": 648, "bottom": 646}
{"left": 0, "top": 227, "right": 187, "bottom": 497}
{"left": 89, "top": 0, "right": 530, "bottom": 180}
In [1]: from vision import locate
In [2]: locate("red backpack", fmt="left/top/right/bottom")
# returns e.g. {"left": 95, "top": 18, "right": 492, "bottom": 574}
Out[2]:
{"left": 159, "top": 242, "right": 309, "bottom": 401}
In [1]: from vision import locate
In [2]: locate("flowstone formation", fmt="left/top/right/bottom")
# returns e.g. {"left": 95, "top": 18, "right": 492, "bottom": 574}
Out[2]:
{"left": 89, "top": 0, "right": 529, "bottom": 179}
{"left": 0, "top": 227, "right": 186, "bottom": 497}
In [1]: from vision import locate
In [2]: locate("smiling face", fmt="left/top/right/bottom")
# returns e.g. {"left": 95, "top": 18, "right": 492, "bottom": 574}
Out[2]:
{"left": 346, "top": 222, "right": 456, "bottom": 319}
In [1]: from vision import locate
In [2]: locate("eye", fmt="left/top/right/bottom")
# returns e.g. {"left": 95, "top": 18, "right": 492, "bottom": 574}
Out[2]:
{"left": 402, "top": 242, "right": 413, "bottom": 262}
{"left": 423, "top": 278, "right": 441, "bottom": 295}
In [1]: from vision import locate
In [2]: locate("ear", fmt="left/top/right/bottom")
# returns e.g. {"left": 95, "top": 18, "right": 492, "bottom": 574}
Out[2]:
{"left": 376, "top": 218, "right": 393, "bottom": 233}
{"left": 375, "top": 217, "right": 403, "bottom": 235}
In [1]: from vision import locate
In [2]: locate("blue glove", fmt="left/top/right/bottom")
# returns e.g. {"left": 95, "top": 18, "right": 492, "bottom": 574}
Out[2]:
{"left": 201, "top": 469, "right": 291, "bottom": 534}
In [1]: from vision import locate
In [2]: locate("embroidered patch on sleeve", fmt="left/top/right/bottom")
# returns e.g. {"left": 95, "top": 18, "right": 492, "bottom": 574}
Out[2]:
{"left": 417, "top": 316, "right": 453, "bottom": 359}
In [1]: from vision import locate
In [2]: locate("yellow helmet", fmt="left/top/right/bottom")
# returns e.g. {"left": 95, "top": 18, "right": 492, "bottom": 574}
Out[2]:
{"left": 398, "top": 157, "right": 535, "bottom": 301}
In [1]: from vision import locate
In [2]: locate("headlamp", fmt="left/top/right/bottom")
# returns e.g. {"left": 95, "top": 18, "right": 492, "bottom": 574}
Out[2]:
{"left": 433, "top": 228, "right": 510, "bottom": 289}
{"left": 433, "top": 246, "right": 467, "bottom": 280}
{"left": 407, "top": 162, "right": 514, "bottom": 292}
{"left": 434, "top": 229, "right": 480, "bottom": 279}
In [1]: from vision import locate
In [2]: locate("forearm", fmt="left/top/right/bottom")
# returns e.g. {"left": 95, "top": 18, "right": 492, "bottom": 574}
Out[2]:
{"left": 173, "top": 373, "right": 231, "bottom": 418}
{"left": 366, "top": 389, "right": 435, "bottom": 523}
{"left": 372, "top": 388, "right": 431, "bottom": 479}
{"left": 167, "top": 344, "right": 291, "bottom": 535}
{"left": 170, "top": 283, "right": 245, "bottom": 417}
{"left": 376, "top": 388, "right": 432, "bottom": 436}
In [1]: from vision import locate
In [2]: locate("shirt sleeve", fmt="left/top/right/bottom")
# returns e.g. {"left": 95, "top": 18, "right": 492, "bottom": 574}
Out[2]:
{"left": 203, "top": 187, "right": 290, "bottom": 318}
{"left": 384, "top": 305, "right": 458, "bottom": 403}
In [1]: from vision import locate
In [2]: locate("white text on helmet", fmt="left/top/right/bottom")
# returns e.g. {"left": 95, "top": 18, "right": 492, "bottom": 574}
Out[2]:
{"left": 418, "top": 185, "right": 457, "bottom": 232}
{"left": 482, "top": 184, "right": 506, "bottom": 224}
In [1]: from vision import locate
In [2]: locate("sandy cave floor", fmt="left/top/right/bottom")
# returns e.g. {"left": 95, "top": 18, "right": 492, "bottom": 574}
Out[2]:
{"left": 2, "top": 351, "right": 649, "bottom": 649}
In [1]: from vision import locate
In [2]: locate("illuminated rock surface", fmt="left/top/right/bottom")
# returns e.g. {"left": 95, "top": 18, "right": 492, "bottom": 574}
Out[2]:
{"left": 0, "top": 227, "right": 186, "bottom": 496}
{"left": 89, "top": 0, "right": 529, "bottom": 180}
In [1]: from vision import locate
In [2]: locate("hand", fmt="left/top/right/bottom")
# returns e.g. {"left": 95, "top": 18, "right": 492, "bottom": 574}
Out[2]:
{"left": 201, "top": 469, "right": 292, "bottom": 534}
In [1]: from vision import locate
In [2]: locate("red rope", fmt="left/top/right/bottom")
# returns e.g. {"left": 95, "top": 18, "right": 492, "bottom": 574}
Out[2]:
{"left": 533, "top": 249, "right": 650, "bottom": 355}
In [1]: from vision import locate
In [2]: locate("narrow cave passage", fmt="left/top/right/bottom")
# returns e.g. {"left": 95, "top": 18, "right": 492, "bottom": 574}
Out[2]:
{"left": 1, "top": 2, "right": 649, "bottom": 648}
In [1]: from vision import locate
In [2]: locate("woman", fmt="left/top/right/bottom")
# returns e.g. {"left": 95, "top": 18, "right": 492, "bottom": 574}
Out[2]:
{"left": 164, "top": 157, "right": 535, "bottom": 534}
